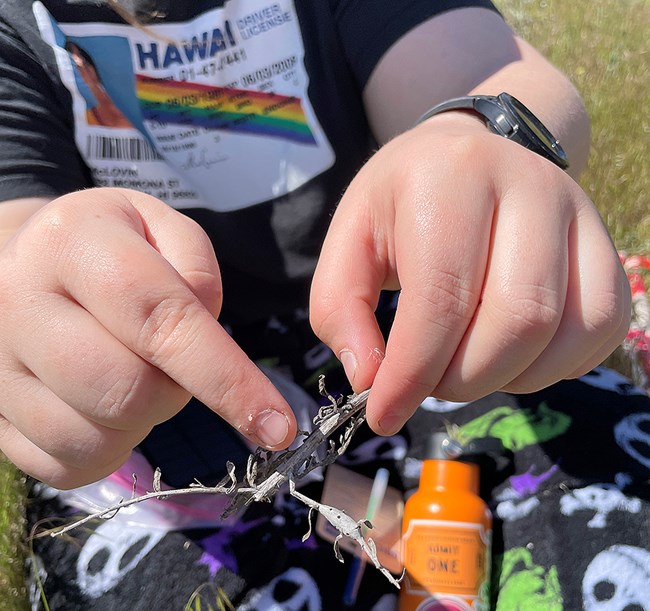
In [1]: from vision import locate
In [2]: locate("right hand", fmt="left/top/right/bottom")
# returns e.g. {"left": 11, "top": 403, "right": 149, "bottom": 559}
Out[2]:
{"left": 0, "top": 188, "right": 296, "bottom": 488}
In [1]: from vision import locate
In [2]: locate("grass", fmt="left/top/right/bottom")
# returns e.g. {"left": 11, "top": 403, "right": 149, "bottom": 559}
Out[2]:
{"left": 0, "top": 456, "right": 28, "bottom": 611}
{"left": 496, "top": 0, "right": 650, "bottom": 252}
{"left": 1, "top": 1, "right": 648, "bottom": 608}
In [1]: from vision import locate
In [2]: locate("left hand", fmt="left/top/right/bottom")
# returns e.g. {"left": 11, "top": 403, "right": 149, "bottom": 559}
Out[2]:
{"left": 310, "top": 115, "right": 631, "bottom": 435}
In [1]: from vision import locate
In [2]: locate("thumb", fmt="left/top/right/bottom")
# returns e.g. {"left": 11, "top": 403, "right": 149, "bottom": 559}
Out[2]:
{"left": 310, "top": 195, "right": 389, "bottom": 392}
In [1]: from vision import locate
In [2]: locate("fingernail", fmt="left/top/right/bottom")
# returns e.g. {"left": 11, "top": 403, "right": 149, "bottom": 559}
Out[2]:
{"left": 254, "top": 409, "right": 290, "bottom": 448}
{"left": 340, "top": 350, "right": 358, "bottom": 383}
{"left": 377, "top": 412, "right": 404, "bottom": 435}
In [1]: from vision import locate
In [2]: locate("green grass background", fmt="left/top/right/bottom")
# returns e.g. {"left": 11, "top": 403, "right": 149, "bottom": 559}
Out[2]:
{"left": 501, "top": 0, "right": 649, "bottom": 253}
{"left": 1, "top": 1, "right": 648, "bottom": 608}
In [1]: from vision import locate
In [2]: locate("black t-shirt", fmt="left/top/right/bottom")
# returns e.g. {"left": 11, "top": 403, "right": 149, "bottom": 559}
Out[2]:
{"left": 0, "top": 0, "right": 498, "bottom": 325}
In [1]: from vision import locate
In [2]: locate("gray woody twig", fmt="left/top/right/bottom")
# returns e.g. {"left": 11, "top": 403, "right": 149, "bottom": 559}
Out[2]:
{"left": 44, "top": 378, "right": 401, "bottom": 587}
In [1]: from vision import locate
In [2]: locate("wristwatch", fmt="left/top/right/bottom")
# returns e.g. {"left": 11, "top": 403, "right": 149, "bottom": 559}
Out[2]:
{"left": 416, "top": 92, "right": 569, "bottom": 170}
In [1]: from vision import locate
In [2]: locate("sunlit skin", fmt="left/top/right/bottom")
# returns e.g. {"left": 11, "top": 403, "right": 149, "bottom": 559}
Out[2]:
{"left": 0, "top": 8, "right": 630, "bottom": 488}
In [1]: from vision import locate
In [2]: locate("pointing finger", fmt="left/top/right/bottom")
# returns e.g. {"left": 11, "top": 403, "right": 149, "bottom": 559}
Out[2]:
{"left": 28, "top": 190, "right": 297, "bottom": 450}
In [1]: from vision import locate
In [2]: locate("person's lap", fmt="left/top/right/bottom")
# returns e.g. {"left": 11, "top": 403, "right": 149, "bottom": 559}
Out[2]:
{"left": 27, "top": 311, "right": 650, "bottom": 610}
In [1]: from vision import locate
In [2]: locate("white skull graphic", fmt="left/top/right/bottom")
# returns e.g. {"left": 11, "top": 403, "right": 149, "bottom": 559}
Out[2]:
{"left": 239, "top": 567, "right": 321, "bottom": 611}
{"left": 583, "top": 545, "right": 650, "bottom": 610}
{"left": 76, "top": 519, "right": 166, "bottom": 598}
{"left": 614, "top": 413, "right": 650, "bottom": 469}
{"left": 560, "top": 484, "right": 641, "bottom": 528}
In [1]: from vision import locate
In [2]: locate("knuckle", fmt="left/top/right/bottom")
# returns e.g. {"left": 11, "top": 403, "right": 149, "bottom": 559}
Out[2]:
{"left": 91, "top": 365, "right": 187, "bottom": 429}
{"left": 489, "top": 283, "right": 562, "bottom": 338}
{"left": 47, "top": 454, "right": 131, "bottom": 490}
{"left": 188, "top": 268, "right": 223, "bottom": 315}
{"left": 91, "top": 367, "right": 150, "bottom": 427}
{"left": 0, "top": 418, "right": 121, "bottom": 485}
{"left": 47, "top": 428, "right": 135, "bottom": 477}
{"left": 445, "top": 132, "right": 487, "bottom": 166}
{"left": 31, "top": 426, "right": 90, "bottom": 468}
{"left": 583, "top": 287, "right": 631, "bottom": 338}
{"left": 135, "top": 296, "right": 201, "bottom": 363}
{"left": 72, "top": 435, "right": 134, "bottom": 472}
{"left": 410, "top": 269, "right": 478, "bottom": 329}
{"left": 27, "top": 197, "right": 82, "bottom": 242}
{"left": 309, "top": 301, "right": 339, "bottom": 342}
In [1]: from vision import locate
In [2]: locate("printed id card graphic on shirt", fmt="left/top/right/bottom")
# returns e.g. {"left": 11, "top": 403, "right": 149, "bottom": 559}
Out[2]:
{"left": 33, "top": 0, "right": 335, "bottom": 211}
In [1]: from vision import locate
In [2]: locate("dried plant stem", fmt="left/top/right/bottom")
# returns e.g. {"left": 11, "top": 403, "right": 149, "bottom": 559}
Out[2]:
{"left": 36, "top": 379, "right": 401, "bottom": 586}
{"left": 37, "top": 484, "right": 251, "bottom": 539}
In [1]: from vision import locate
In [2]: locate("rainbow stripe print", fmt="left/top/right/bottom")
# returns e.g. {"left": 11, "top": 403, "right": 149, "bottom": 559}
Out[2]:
{"left": 136, "top": 75, "right": 317, "bottom": 145}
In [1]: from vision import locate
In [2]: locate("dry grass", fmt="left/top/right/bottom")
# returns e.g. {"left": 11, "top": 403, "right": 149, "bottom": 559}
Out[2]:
{"left": 496, "top": 0, "right": 650, "bottom": 252}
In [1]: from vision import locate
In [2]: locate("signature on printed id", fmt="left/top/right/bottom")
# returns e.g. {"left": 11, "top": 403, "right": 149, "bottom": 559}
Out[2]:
{"left": 181, "top": 148, "right": 228, "bottom": 170}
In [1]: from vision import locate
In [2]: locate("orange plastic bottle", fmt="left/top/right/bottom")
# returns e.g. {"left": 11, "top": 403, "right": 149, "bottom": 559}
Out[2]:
{"left": 399, "top": 433, "right": 492, "bottom": 611}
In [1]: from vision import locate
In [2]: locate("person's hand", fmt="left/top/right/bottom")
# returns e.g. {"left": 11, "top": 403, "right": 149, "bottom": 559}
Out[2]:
{"left": 0, "top": 188, "right": 295, "bottom": 488}
{"left": 310, "top": 115, "right": 631, "bottom": 435}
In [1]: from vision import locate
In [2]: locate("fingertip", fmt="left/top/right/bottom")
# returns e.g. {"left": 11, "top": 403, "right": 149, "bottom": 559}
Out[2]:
{"left": 339, "top": 345, "right": 384, "bottom": 393}
{"left": 364, "top": 363, "right": 432, "bottom": 436}
{"left": 248, "top": 408, "right": 296, "bottom": 451}
{"left": 339, "top": 349, "right": 358, "bottom": 386}
{"left": 364, "top": 384, "right": 408, "bottom": 436}
{"left": 372, "top": 411, "right": 407, "bottom": 437}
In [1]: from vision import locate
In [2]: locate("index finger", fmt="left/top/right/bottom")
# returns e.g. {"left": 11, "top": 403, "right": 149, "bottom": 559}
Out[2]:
{"left": 41, "top": 190, "right": 297, "bottom": 450}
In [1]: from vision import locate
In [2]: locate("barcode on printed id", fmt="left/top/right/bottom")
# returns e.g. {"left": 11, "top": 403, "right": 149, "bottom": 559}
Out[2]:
{"left": 86, "top": 135, "right": 163, "bottom": 161}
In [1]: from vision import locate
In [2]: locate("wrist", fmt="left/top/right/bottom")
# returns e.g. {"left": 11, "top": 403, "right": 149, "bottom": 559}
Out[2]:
{"left": 412, "top": 108, "right": 489, "bottom": 136}
{"left": 413, "top": 93, "right": 569, "bottom": 169}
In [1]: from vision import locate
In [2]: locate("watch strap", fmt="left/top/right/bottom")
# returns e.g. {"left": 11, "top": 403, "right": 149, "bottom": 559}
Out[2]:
{"left": 415, "top": 93, "right": 569, "bottom": 169}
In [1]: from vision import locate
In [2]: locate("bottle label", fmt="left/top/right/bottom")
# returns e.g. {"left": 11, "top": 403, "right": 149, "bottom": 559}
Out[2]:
{"left": 401, "top": 519, "right": 491, "bottom": 606}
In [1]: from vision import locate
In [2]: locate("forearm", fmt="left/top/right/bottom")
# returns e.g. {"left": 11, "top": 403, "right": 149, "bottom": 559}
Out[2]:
{"left": 464, "top": 38, "right": 590, "bottom": 177}
{"left": 0, "top": 197, "right": 52, "bottom": 249}
{"left": 363, "top": 8, "right": 590, "bottom": 178}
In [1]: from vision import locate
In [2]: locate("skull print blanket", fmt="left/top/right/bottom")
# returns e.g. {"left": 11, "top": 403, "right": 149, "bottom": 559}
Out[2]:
{"left": 27, "top": 350, "right": 650, "bottom": 610}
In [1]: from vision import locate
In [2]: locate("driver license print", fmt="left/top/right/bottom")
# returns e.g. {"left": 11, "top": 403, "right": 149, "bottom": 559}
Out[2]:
{"left": 34, "top": 0, "right": 335, "bottom": 211}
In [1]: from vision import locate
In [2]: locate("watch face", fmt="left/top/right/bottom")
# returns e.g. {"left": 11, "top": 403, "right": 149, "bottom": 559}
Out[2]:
{"left": 503, "top": 94, "right": 568, "bottom": 167}
{"left": 517, "top": 104, "right": 556, "bottom": 147}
